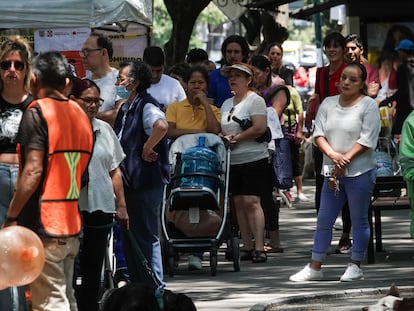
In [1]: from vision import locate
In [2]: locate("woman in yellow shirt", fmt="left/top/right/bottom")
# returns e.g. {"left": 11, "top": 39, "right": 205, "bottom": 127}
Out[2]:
{"left": 166, "top": 66, "right": 221, "bottom": 139}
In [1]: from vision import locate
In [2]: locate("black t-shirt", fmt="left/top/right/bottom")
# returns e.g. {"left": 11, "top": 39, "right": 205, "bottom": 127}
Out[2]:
{"left": 0, "top": 94, "right": 33, "bottom": 153}
{"left": 16, "top": 104, "right": 48, "bottom": 153}
{"left": 15, "top": 104, "right": 47, "bottom": 232}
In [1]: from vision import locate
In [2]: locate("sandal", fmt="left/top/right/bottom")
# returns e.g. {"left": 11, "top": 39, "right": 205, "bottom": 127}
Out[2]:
{"left": 251, "top": 250, "right": 267, "bottom": 263}
{"left": 264, "top": 244, "right": 284, "bottom": 253}
{"left": 240, "top": 249, "right": 253, "bottom": 261}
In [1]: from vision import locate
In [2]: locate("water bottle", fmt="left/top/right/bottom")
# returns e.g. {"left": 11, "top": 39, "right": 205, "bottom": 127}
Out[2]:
{"left": 180, "top": 135, "right": 219, "bottom": 191}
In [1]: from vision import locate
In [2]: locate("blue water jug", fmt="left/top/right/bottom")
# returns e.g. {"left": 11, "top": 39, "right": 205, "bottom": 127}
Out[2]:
{"left": 375, "top": 151, "right": 393, "bottom": 177}
{"left": 180, "top": 136, "right": 219, "bottom": 191}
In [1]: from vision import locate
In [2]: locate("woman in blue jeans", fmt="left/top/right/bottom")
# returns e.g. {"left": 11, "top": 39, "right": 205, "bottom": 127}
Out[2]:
{"left": 0, "top": 35, "right": 33, "bottom": 311}
{"left": 290, "top": 62, "right": 380, "bottom": 282}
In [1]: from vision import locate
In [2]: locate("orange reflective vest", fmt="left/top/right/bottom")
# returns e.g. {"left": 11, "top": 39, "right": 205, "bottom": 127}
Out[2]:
{"left": 21, "top": 98, "right": 93, "bottom": 237}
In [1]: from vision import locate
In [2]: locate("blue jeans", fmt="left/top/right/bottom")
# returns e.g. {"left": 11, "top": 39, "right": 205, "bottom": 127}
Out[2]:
{"left": 121, "top": 186, "right": 165, "bottom": 287}
{"left": 312, "top": 169, "right": 376, "bottom": 262}
{"left": 0, "top": 163, "right": 18, "bottom": 223}
{"left": 0, "top": 163, "right": 27, "bottom": 311}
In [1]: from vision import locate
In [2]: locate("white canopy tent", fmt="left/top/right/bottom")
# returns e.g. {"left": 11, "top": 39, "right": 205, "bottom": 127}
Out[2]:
{"left": 0, "top": 0, "right": 152, "bottom": 29}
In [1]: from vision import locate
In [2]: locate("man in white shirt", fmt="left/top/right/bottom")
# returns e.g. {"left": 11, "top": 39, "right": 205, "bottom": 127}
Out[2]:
{"left": 143, "top": 46, "right": 186, "bottom": 110}
{"left": 80, "top": 32, "right": 120, "bottom": 126}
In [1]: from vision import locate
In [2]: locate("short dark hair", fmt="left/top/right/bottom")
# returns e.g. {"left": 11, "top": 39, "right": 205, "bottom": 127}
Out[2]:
{"left": 345, "top": 34, "right": 363, "bottom": 49}
{"left": 70, "top": 77, "right": 100, "bottom": 98}
{"left": 32, "top": 51, "right": 69, "bottom": 90}
{"left": 186, "top": 48, "right": 209, "bottom": 64}
{"left": 91, "top": 32, "right": 114, "bottom": 59}
{"left": 221, "top": 35, "right": 250, "bottom": 63}
{"left": 167, "top": 62, "right": 190, "bottom": 80}
{"left": 323, "top": 32, "right": 345, "bottom": 50}
{"left": 127, "top": 61, "right": 152, "bottom": 92}
{"left": 143, "top": 46, "right": 165, "bottom": 67}
{"left": 184, "top": 65, "right": 209, "bottom": 87}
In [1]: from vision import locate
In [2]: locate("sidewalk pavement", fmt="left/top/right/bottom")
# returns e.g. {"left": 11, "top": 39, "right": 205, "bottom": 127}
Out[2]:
{"left": 166, "top": 178, "right": 414, "bottom": 310}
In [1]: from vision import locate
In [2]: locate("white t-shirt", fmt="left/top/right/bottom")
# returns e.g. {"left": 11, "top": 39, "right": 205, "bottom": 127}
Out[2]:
{"left": 221, "top": 92, "right": 269, "bottom": 165}
{"left": 147, "top": 74, "right": 186, "bottom": 109}
{"left": 79, "top": 118, "right": 125, "bottom": 213}
{"left": 86, "top": 68, "right": 119, "bottom": 112}
{"left": 313, "top": 95, "right": 381, "bottom": 177}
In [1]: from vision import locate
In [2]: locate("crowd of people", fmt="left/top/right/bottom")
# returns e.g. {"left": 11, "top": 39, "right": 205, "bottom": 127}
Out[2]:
{"left": 0, "top": 22, "right": 413, "bottom": 310}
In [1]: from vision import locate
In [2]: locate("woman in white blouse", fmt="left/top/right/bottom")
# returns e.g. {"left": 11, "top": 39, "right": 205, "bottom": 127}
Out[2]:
{"left": 290, "top": 62, "right": 380, "bottom": 282}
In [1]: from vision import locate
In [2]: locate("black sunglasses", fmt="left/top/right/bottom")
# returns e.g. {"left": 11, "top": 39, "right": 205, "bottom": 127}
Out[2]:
{"left": 0, "top": 60, "right": 25, "bottom": 71}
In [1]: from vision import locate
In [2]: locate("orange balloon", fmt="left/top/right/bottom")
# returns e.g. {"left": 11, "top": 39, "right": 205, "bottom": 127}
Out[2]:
{"left": 0, "top": 226, "right": 45, "bottom": 290}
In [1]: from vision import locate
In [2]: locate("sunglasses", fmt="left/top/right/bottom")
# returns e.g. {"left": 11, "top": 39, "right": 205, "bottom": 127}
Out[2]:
{"left": 0, "top": 60, "right": 25, "bottom": 71}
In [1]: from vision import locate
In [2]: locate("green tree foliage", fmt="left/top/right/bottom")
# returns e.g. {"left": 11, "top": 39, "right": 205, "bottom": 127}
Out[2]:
{"left": 152, "top": 0, "right": 171, "bottom": 47}
{"left": 152, "top": 0, "right": 226, "bottom": 50}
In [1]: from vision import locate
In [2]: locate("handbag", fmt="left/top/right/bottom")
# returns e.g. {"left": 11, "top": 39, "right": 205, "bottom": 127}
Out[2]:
{"left": 231, "top": 116, "right": 271, "bottom": 143}
{"left": 273, "top": 138, "right": 293, "bottom": 189}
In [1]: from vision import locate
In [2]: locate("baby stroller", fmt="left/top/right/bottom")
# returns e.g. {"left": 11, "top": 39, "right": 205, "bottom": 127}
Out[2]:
{"left": 160, "top": 133, "right": 240, "bottom": 276}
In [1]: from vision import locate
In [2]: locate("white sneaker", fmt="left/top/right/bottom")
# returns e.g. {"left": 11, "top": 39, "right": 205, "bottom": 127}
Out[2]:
{"left": 333, "top": 218, "right": 343, "bottom": 230}
{"left": 340, "top": 263, "right": 364, "bottom": 282}
{"left": 188, "top": 255, "right": 202, "bottom": 271}
{"left": 289, "top": 264, "right": 324, "bottom": 282}
{"left": 297, "top": 193, "right": 309, "bottom": 202}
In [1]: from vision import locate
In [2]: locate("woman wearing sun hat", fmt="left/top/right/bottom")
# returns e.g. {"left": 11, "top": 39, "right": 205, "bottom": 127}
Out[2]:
{"left": 220, "top": 62, "right": 269, "bottom": 263}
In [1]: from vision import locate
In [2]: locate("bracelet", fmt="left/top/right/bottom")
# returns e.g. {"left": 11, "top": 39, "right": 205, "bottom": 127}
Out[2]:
{"left": 5, "top": 216, "right": 18, "bottom": 223}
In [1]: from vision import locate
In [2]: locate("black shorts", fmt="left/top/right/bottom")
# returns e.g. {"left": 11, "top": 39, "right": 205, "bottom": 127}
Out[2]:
{"left": 229, "top": 158, "right": 270, "bottom": 196}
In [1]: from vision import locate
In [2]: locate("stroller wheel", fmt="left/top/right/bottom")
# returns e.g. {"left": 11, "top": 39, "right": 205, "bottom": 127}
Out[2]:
{"left": 230, "top": 236, "right": 240, "bottom": 272}
{"left": 210, "top": 250, "right": 218, "bottom": 276}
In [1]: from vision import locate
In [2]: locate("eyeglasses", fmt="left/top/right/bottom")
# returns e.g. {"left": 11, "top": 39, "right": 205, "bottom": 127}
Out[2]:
{"left": 0, "top": 60, "right": 25, "bottom": 71}
{"left": 79, "top": 97, "right": 104, "bottom": 107}
{"left": 79, "top": 48, "right": 103, "bottom": 57}
{"left": 116, "top": 76, "right": 128, "bottom": 83}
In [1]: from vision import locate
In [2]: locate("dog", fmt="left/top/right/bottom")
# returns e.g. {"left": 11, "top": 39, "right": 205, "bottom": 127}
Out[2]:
{"left": 100, "top": 282, "right": 197, "bottom": 311}
{"left": 363, "top": 284, "right": 414, "bottom": 311}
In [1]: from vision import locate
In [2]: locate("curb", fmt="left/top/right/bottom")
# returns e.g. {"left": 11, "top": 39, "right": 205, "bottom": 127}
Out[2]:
{"left": 249, "top": 286, "right": 414, "bottom": 310}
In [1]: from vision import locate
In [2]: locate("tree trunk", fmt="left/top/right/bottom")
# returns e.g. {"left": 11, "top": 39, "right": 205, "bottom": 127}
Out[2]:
{"left": 163, "top": 0, "right": 211, "bottom": 68}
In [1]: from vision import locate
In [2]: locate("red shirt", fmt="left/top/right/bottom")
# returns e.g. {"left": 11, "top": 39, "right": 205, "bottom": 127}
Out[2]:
{"left": 315, "top": 62, "right": 347, "bottom": 102}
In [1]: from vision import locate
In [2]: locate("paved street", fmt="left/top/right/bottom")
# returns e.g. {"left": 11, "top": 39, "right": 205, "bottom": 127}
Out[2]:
{"left": 166, "top": 179, "right": 414, "bottom": 310}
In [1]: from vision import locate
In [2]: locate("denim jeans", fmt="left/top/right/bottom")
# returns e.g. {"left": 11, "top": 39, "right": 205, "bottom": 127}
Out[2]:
{"left": 0, "top": 163, "right": 18, "bottom": 223}
{"left": 121, "top": 186, "right": 165, "bottom": 287}
{"left": 312, "top": 169, "right": 376, "bottom": 262}
{"left": 0, "top": 163, "right": 28, "bottom": 311}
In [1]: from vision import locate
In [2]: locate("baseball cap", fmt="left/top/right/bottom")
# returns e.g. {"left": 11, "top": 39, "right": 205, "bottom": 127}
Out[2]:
{"left": 395, "top": 39, "right": 414, "bottom": 51}
{"left": 220, "top": 63, "right": 253, "bottom": 77}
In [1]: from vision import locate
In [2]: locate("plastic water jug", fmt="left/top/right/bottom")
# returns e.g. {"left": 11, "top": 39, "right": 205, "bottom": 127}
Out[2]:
{"left": 180, "top": 136, "right": 219, "bottom": 191}
{"left": 375, "top": 151, "right": 393, "bottom": 177}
